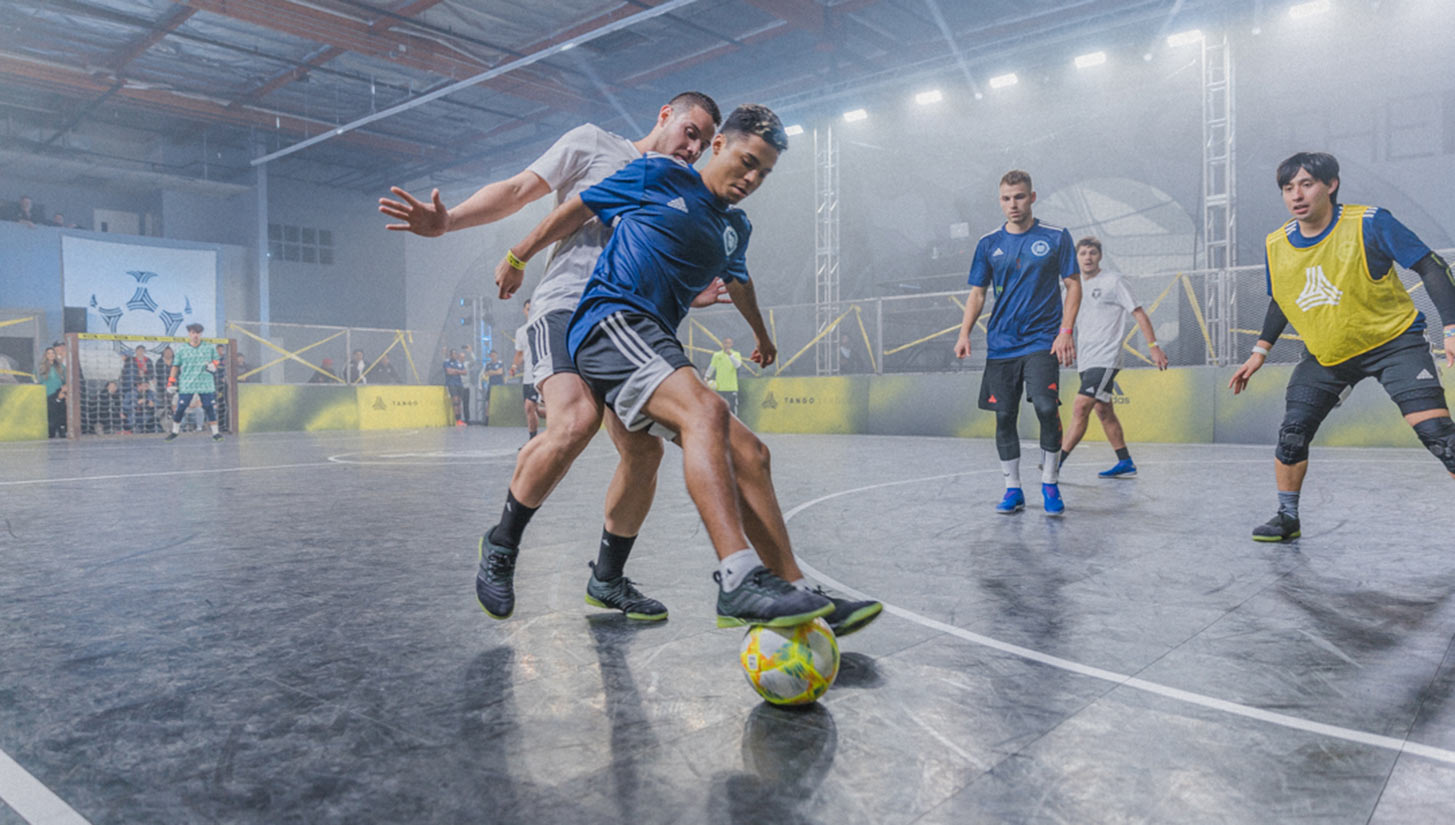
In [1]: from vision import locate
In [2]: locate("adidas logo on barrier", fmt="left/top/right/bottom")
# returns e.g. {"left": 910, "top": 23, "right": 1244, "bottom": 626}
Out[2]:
{"left": 1110, "top": 381, "right": 1131, "bottom": 405}
{"left": 372, "top": 396, "right": 387, "bottom": 411}
{"left": 761, "top": 391, "right": 778, "bottom": 409}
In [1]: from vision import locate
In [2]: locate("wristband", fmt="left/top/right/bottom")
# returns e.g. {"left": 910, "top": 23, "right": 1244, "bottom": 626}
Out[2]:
{"left": 505, "top": 249, "right": 527, "bottom": 270}
{"left": 1252, "top": 344, "right": 1270, "bottom": 356}
{"left": 1059, "top": 327, "right": 1073, "bottom": 335}
{"left": 1148, "top": 341, "right": 1159, "bottom": 348}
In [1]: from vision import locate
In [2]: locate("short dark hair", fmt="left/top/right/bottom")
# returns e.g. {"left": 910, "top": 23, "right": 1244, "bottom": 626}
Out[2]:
{"left": 721, "top": 104, "right": 788, "bottom": 152}
{"left": 669, "top": 91, "right": 722, "bottom": 127}
{"left": 1276, "top": 152, "right": 1340, "bottom": 204}
{"left": 1000, "top": 170, "right": 1032, "bottom": 189}
{"left": 1076, "top": 236, "right": 1102, "bottom": 253}
{"left": 186, "top": 323, "right": 203, "bottom": 333}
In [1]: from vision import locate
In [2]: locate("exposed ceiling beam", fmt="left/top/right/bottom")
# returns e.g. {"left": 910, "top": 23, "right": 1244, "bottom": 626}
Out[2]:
{"left": 107, "top": 5, "right": 198, "bottom": 73}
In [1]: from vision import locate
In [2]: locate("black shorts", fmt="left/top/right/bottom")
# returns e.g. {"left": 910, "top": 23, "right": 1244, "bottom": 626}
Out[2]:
{"left": 524, "top": 310, "right": 578, "bottom": 386}
{"left": 978, "top": 351, "right": 1061, "bottom": 412}
{"left": 1077, "top": 367, "right": 1120, "bottom": 403}
{"left": 574, "top": 311, "right": 693, "bottom": 432}
{"left": 447, "top": 384, "right": 465, "bottom": 398}
{"left": 522, "top": 383, "right": 539, "bottom": 404}
{"left": 1286, "top": 328, "right": 1445, "bottom": 417}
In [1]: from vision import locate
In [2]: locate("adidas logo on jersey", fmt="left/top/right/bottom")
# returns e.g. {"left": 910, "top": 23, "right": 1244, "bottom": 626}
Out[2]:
{"left": 992, "top": 248, "right": 1005, "bottom": 257}
{"left": 1295, "top": 265, "right": 1343, "bottom": 311}
{"left": 666, "top": 196, "right": 689, "bottom": 214}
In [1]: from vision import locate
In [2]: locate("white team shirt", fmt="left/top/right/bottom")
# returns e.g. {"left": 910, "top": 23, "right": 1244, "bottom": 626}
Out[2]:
{"left": 1075, "top": 270, "right": 1141, "bottom": 371}
{"left": 524, "top": 123, "right": 641, "bottom": 323}
{"left": 514, "top": 324, "right": 535, "bottom": 381}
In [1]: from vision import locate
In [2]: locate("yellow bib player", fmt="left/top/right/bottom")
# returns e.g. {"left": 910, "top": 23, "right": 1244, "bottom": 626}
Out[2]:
{"left": 1230, "top": 152, "right": 1455, "bottom": 542}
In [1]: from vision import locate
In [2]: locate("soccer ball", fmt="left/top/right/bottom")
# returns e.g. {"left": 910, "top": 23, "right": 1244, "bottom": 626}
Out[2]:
{"left": 739, "top": 618, "right": 839, "bottom": 706}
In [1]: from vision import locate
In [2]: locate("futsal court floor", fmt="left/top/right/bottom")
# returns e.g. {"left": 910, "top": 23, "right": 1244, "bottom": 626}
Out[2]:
{"left": 2, "top": 426, "right": 1453, "bottom": 824}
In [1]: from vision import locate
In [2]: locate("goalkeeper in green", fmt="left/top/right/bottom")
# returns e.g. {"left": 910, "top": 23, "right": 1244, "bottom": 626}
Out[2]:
{"left": 166, "top": 322, "right": 223, "bottom": 442}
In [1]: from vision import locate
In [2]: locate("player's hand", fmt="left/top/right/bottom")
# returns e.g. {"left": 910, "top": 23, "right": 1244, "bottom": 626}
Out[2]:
{"left": 751, "top": 336, "right": 777, "bottom": 368}
{"left": 1052, "top": 331, "right": 1076, "bottom": 367}
{"left": 495, "top": 256, "right": 524, "bottom": 299}
{"left": 953, "top": 335, "right": 972, "bottom": 360}
{"left": 691, "top": 278, "right": 730, "bottom": 308}
{"left": 1151, "top": 344, "right": 1169, "bottom": 371}
{"left": 1444, "top": 327, "right": 1454, "bottom": 368}
{"left": 379, "top": 187, "right": 449, "bottom": 237}
{"left": 1228, "top": 353, "right": 1265, "bottom": 394}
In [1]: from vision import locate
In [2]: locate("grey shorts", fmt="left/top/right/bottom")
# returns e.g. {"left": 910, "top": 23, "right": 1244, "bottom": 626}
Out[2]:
{"left": 1077, "top": 367, "right": 1120, "bottom": 403}
{"left": 525, "top": 309, "right": 578, "bottom": 386}
{"left": 573, "top": 312, "right": 693, "bottom": 432}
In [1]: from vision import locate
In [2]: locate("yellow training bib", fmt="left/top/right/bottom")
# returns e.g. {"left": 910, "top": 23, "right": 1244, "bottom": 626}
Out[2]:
{"left": 1266, "top": 204, "right": 1418, "bottom": 366}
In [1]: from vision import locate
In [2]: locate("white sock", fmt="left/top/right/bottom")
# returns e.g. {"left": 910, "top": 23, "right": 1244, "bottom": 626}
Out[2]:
{"left": 1001, "top": 459, "right": 1021, "bottom": 489}
{"left": 171, "top": 420, "right": 180, "bottom": 434}
{"left": 210, "top": 422, "right": 219, "bottom": 435}
{"left": 718, "top": 549, "right": 760, "bottom": 592}
{"left": 1041, "top": 449, "right": 1060, "bottom": 484}
{"left": 789, "top": 577, "right": 813, "bottom": 593}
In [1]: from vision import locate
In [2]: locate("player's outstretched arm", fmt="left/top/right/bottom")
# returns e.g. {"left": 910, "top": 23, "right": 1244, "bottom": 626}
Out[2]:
{"left": 723, "top": 279, "right": 775, "bottom": 367}
{"left": 379, "top": 170, "right": 550, "bottom": 237}
{"left": 955, "top": 287, "right": 987, "bottom": 359}
{"left": 1409, "top": 253, "right": 1455, "bottom": 368}
{"left": 1053, "top": 275, "right": 1082, "bottom": 367}
{"left": 691, "top": 278, "right": 730, "bottom": 308}
{"left": 494, "top": 196, "right": 595, "bottom": 299}
{"left": 1131, "top": 307, "right": 1168, "bottom": 370}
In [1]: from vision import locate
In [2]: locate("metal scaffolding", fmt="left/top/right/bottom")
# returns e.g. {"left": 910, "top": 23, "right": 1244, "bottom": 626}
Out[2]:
{"left": 1201, "top": 33, "right": 1237, "bottom": 364}
{"left": 813, "top": 126, "right": 841, "bottom": 375}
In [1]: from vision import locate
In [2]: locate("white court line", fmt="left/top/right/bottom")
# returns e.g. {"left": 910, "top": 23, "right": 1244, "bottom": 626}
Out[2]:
{"left": 0, "top": 750, "right": 90, "bottom": 825}
{"left": 0, "top": 461, "right": 338, "bottom": 487}
{"left": 784, "top": 462, "right": 1455, "bottom": 767}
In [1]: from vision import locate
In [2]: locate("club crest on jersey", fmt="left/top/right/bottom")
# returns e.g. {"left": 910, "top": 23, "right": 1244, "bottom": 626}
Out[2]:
{"left": 1296, "top": 265, "right": 1343, "bottom": 311}
{"left": 723, "top": 225, "right": 739, "bottom": 257}
{"left": 1030, "top": 239, "right": 1051, "bottom": 257}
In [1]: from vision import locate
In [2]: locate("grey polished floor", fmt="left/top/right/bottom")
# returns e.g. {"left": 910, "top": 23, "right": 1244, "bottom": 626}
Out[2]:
{"left": 1, "top": 428, "right": 1453, "bottom": 824}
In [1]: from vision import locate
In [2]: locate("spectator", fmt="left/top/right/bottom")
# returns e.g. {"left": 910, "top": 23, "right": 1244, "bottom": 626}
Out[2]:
{"left": 443, "top": 348, "right": 467, "bottom": 426}
{"left": 7, "top": 195, "right": 38, "bottom": 227}
{"left": 119, "top": 344, "right": 153, "bottom": 430}
{"left": 309, "top": 357, "right": 340, "bottom": 384}
{"left": 481, "top": 349, "right": 504, "bottom": 424}
{"left": 457, "top": 344, "right": 477, "bottom": 421}
{"left": 132, "top": 379, "right": 159, "bottom": 433}
{"left": 704, "top": 336, "right": 745, "bottom": 415}
{"left": 96, "top": 381, "right": 123, "bottom": 434}
{"left": 838, "top": 332, "right": 859, "bottom": 374}
{"left": 41, "top": 346, "right": 65, "bottom": 437}
{"left": 233, "top": 352, "right": 256, "bottom": 382}
{"left": 372, "top": 352, "right": 401, "bottom": 384}
{"left": 345, "top": 349, "right": 368, "bottom": 384}
{"left": 50, "top": 213, "right": 75, "bottom": 229}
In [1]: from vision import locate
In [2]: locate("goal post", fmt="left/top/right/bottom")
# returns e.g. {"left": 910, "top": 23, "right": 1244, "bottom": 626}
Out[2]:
{"left": 67, "top": 332, "right": 239, "bottom": 439}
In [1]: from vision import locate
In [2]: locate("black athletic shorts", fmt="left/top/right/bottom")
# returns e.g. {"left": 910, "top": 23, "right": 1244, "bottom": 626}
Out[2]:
{"left": 524, "top": 309, "right": 577, "bottom": 385}
{"left": 522, "top": 383, "right": 539, "bottom": 404}
{"left": 574, "top": 311, "right": 693, "bottom": 432}
{"left": 1285, "top": 327, "right": 1446, "bottom": 417}
{"left": 447, "top": 384, "right": 465, "bottom": 398}
{"left": 979, "top": 351, "right": 1061, "bottom": 412}
{"left": 1077, "top": 367, "right": 1120, "bottom": 403}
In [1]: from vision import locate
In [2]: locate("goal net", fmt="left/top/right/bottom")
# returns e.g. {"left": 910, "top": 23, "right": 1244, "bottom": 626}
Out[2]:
{"left": 67, "top": 332, "right": 239, "bottom": 439}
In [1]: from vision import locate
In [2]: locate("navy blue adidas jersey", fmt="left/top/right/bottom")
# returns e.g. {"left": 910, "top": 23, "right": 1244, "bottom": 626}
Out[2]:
{"left": 1263, "top": 205, "right": 1434, "bottom": 330}
{"left": 567, "top": 155, "right": 751, "bottom": 356}
{"left": 967, "top": 220, "right": 1077, "bottom": 359}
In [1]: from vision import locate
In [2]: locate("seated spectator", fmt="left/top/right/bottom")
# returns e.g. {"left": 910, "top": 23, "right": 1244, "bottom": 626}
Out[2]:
{"left": 183, "top": 394, "right": 205, "bottom": 432}
{"left": 41, "top": 346, "right": 65, "bottom": 438}
{"left": 7, "top": 195, "right": 38, "bottom": 227}
{"left": 309, "top": 358, "right": 340, "bottom": 383}
{"left": 372, "top": 352, "right": 401, "bottom": 384}
{"left": 132, "top": 379, "right": 159, "bottom": 433}
{"left": 119, "top": 344, "right": 153, "bottom": 421}
{"left": 96, "top": 381, "right": 123, "bottom": 434}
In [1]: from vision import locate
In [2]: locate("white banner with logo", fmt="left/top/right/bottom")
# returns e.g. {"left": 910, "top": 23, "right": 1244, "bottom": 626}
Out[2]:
{"left": 61, "top": 235, "right": 218, "bottom": 337}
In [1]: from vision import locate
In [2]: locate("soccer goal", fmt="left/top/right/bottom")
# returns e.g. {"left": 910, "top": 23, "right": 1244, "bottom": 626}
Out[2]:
{"left": 66, "top": 332, "right": 239, "bottom": 439}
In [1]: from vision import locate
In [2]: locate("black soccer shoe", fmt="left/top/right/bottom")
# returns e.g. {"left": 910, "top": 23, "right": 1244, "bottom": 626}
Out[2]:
{"left": 1252, "top": 512, "right": 1301, "bottom": 542}
{"left": 164, "top": 432, "right": 178, "bottom": 441}
{"left": 585, "top": 562, "right": 668, "bottom": 621}
{"left": 715, "top": 567, "right": 832, "bottom": 628}
{"left": 475, "top": 533, "right": 519, "bottom": 619}
{"left": 816, "top": 588, "right": 884, "bottom": 637}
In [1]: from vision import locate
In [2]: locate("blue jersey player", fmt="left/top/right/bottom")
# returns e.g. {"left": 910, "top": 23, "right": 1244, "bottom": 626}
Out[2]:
{"left": 954, "top": 170, "right": 1082, "bottom": 516}
{"left": 477, "top": 105, "right": 882, "bottom": 635}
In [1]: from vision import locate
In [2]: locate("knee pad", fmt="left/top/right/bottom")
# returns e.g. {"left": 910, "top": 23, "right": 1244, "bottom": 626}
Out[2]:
{"left": 1414, "top": 417, "right": 1455, "bottom": 473}
{"left": 1275, "top": 423, "right": 1312, "bottom": 465}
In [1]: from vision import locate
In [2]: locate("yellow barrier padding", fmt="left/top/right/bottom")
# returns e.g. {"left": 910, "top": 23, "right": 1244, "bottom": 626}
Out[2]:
{"left": 357, "top": 385, "right": 451, "bottom": 430}
{"left": 1178, "top": 274, "right": 1216, "bottom": 361}
{"left": 0, "top": 385, "right": 46, "bottom": 441}
{"left": 773, "top": 307, "right": 853, "bottom": 376}
{"left": 250, "top": 329, "right": 347, "bottom": 383}
{"left": 883, "top": 324, "right": 961, "bottom": 357}
{"left": 852, "top": 305, "right": 877, "bottom": 373}
{"left": 227, "top": 323, "right": 341, "bottom": 382}
{"left": 0, "top": 315, "right": 37, "bottom": 330}
{"left": 78, "top": 332, "right": 227, "bottom": 344}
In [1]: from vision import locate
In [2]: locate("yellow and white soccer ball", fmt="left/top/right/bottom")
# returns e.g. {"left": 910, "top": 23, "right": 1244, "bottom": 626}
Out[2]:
{"left": 739, "top": 618, "right": 840, "bottom": 705}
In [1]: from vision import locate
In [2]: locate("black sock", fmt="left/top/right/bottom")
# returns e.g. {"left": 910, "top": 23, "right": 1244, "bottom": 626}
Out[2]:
{"left": 487, "top": 490, "right": 537, "bottom": 550}
{"left": 1060, "top": 448, "right": 1071, "bottom": 464}
{"left": 1115, "top": 447, "right": 1131, "bottom": 462}
{"left": 593, "top": 529, "right": 637, "bottom": 581}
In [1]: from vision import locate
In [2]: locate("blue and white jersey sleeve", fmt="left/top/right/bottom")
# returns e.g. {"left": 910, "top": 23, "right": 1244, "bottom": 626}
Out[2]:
{"left": 1057, "top": 228, "right": 1077, "bottom": 280}
{"left": 967, "top": 236, "right": 993, "bottom": 288}
{"left": 579, "top": 156, "right": 655, "bottom": 226}
{"left": 1363, "top": 208, "right": 1432, "bottom": 275}
{"left": 722, "top": 214, "right": 751, "bottom": 284}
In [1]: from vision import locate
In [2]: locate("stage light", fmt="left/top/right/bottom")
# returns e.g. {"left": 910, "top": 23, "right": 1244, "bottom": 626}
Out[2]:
{"left": 1289, "top": 0, "right": 1330, "bottom": 18}
{"left": 842, "top": 108, "right": 868, "bottom": 123}
{"left": 1166, "top": 29, "right": 1203, "bottom": 47}
{"left": 784, "top": 124, "right": 804, "bottom": 137}
{"left": 974, "top": 91, "right": 984, "bottom": 100}
{"left": 988, "top": 72, "right": 1018, "bottom": 89}
{"left": 914, "top": 89, "right": 943, "bottom": 105}
{"left": 1074, "top": 51, "right": 1107, "bottom": 69}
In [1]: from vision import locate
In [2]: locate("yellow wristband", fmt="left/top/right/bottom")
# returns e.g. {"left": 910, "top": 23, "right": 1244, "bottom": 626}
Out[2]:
{"left": 505, "top": 250, "right": 527, "bottom": 271}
